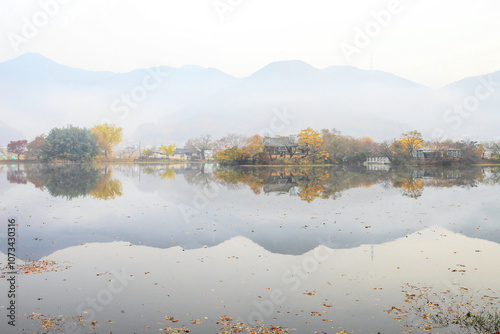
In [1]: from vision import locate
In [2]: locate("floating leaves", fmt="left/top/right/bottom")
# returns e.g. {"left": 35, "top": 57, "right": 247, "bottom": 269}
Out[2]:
{"left": 217, "top": 315, "right": 292, "bottom": 334}
{"left": 387, "top": 283, "right": 500, "bottom": 333}
{"left": 26, "top": 313, "right": 95, "bottom": 333}
{"left": 1, "top": 260, "right": 71, "bottom": 276}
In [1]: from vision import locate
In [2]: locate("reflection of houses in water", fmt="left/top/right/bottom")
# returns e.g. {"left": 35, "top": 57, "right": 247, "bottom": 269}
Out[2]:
{"left": 411, "top": 169, "right": 471, "bottom": 187}
{"left": 412, "top": 169, "right": 460, "bottom": 180}
{"left": 366, "top": 164, "right": 391, "bottom": 171}
{"left": 365, "top": 156, "right": 391, "bottom": 164}
{"left": 263, "top": 171, "right": 299, "bottom": 195}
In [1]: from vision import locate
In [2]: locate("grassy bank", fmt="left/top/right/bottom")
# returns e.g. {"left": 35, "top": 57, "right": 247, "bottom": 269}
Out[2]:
{"left": 134, "top": 159, "right": 215, "bottom": 164}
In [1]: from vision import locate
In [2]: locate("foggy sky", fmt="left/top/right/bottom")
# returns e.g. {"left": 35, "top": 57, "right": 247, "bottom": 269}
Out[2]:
{"left": 0, "top": 0, "right": 499, "bottom": 88}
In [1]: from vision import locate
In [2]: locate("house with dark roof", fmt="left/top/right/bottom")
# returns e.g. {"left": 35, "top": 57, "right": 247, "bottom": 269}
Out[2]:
{"left": 173, "top": 148, "right": 199, "bottom": 160}
{"left": 263, "top": 137, "right": 304, "bottom": 158}
{"left": 414, "top": 147, "right": 461, "bottom": 160}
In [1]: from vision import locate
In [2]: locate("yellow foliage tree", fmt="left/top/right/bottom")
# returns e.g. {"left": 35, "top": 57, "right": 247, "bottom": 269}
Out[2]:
{"left": 297, "top": 127, "right": 329, "bottom": 161}
{"left": 159, "top": 144, "right": 176, "bottom": 159}
{"left": 90, "top": 123, "right": 124, "bottom": 158}
{"left": 298, "top": 127, "right": 323, "bottom": 154}
{"left": 400, "top": 130, "right": 424, "bottom": 157}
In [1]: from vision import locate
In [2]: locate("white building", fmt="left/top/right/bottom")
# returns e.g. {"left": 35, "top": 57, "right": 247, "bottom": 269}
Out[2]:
{"left": 366, "top": 156, "right": 391, "bottom": 164}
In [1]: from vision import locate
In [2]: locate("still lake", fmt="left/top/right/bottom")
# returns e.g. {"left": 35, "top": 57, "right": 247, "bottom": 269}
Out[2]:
{"left": 1, "top": 163, "right": 500, "bottom": 333}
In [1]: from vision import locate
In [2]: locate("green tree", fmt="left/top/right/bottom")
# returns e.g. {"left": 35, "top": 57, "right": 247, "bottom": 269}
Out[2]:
{"left": 90, "top": 123, "right": 123, "bottom": 158}
{"left": 45, "top": 125, "right": 100, "bottom": 162}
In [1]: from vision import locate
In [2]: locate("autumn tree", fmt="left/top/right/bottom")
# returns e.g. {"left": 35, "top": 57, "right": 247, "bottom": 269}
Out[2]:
{"left": 7, "top": 140, "right": 28, "bottom": 159}
{"left": 244, "top": 134, "right": 264, "bottom": 157}
{"left": 186, "top": 134, "right": 213, "bottom": 159}
{"left": 297, "top": 127, "right": 323, "bottom": 155}
{"left": 399, "top": 130, "right": 424, "bottom": 158}
{"left": 321, "top": 129, "right": 349, "bottom": 164}
{"left": 213, "top": 134, "right": 248, "bottom": 155}
{"left": 159, "top": 144, "right": 176, "bottom": 159}
{"left": 296, "top": 127, "right": 329, "bottom": 161}
{"left": 484, "top": 141, "right": 500, "bottom": 158}
{"left": 225, "top": 134, "right": 248, "bottom": 148}
{"left": 141, "top": 148, "right": 154, "bottom": 158}
{"left": 215, "top": 147, "right": 245, "bottom": 164}
{"left": 215, "top": 135, "right": 266, "bottom": 164}
{"left": 456, "top": 141, "right": 482, "bottom": 164}
{"left": 26, "top": 135, "right": 47, "bottom": 160}
{"left": 90, "top": 123, "right": 123, "bottom": 158}
{"left": 376, "top": 140, "right": 396, "bottom": 163}
{"left": 122, "top": 146, "right": 138, "bottom": 158}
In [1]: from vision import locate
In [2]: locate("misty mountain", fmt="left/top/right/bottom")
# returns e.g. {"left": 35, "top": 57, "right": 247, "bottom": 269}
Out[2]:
{"left": 0, "top": 52, "right": 499, "bottom": 147}
{"left": 0, "top": 121, "right": 24, "bottom": 147}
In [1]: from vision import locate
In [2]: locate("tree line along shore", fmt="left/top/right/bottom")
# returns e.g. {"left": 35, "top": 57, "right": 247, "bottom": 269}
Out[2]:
{"left": 2, "top": 125, "right": 500, "bottom": 166}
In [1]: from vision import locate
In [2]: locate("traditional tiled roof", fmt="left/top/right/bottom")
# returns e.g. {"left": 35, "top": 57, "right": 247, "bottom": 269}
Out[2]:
{"left": 263, "top": 137, "right": 298, "bottom": 148}
{"left": 175, "top": 148, "right": 196, "bottom": 154}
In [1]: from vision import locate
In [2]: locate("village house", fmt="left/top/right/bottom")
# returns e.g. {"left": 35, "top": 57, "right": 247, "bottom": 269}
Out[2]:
{"left": 482, "top": 150, "right": 494, "bottom": 160}
{"left": 263, "top": 137, "right": 304, "bottom": 158}
{"left": 414, "top": 147, "right": 461, "bottom": 159}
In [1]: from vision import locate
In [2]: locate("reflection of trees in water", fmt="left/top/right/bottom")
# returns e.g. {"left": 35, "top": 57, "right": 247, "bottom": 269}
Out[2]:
{"left": 15, "top": 165, "right": 123, "bottom": 200}
{"left": 90, "top": 169, "right": 123, "bottom": 200}
{"left": 391, "top": 170, "right": 424, "bottom": 199}
{"left": 142, "top": 166, "right": 176, "bottom": 180}
{"left": 212, "top": 166, "right": 500, "bottom": 201}
{"left": 483, "top": 167, "right": 500, "bottom": 186}
{"left": 214, "top": 169, "right": 266, "bottom": 194}
{"left": 214, "top": 166, "right": 390, "bottom": 202}
{"left": 7, "top": 170, "right": 27, "bottom": 184}
{"left": 390, "top": 167, "right": 488, "bottom": 199}
{"left": 183, "top": 164, "right": 217, "bottom": 189}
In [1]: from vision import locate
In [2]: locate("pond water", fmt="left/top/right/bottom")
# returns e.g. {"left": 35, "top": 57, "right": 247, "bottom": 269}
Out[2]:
{"left": 1, "top": 163, "right": 499, "bottom": 333}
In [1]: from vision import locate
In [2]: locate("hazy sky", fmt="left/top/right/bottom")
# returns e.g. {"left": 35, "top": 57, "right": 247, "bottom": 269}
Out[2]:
{"left": 0, "top": 0, "right": 499, "bottom": 88}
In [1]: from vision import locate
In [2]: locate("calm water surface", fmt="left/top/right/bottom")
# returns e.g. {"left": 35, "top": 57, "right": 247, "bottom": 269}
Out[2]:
{"left": 1, "top": 163, "right": 499, "bottom": 333}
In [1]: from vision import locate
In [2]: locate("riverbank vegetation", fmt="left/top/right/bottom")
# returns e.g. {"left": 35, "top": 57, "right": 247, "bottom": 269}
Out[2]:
{"left": 214, "top": 128, "right": 500, "bottom": 166}
{"left": 4, "top": 124, "right": 500, "bottom": 166}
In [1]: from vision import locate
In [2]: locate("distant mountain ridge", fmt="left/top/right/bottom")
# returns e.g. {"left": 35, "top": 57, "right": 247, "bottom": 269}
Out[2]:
{"left": 0, "top": 52, "right": 499, "bottom": 146}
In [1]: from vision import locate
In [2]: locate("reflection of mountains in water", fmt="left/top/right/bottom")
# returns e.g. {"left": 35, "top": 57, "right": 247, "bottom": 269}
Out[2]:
{"left": 4, "top": 164, "right": 500, "bottom": 260}
{"left": 5, "top": 227, "right": 500, "bottom": 334}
